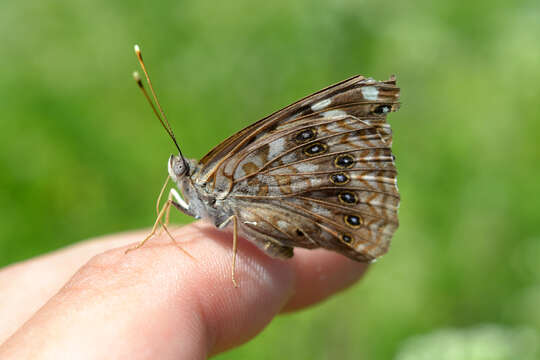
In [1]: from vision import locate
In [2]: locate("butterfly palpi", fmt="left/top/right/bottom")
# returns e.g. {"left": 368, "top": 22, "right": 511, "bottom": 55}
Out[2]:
{"left": 128, "top": 45, "right": 401, "bottom": 286}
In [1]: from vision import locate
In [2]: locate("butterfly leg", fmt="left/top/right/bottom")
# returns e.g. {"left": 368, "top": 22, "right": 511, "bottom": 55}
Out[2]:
{"left": 126, "top": 175, "right": 170, "bottom": 251}
{"left": 125, "top": 197, "right": 172, "bottom": 253}
{"left": 155, "top": 175, "right": 171, "bottom": 235}
{"left": 218, "top": 215, "right": 239, "bottom": 288}
{"left": 154, "top": 175, "right": 194, "bottom": 230}
{"left": 125, "top": 188, "right": 193, "bottom": 259}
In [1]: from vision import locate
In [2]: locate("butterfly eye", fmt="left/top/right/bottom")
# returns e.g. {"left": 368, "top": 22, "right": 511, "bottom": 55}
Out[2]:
{"left": 330, "top": 172, "right": 350, "bottom": 185}
{"left": 373, "top": 104, "right": 392, "bottom": 114}
{"left": 303, "top": 142, "right": 328, "bottom": 156}
{"left": 294, "top": 128, "right": 316, "bottom": 143}
{"left": 340, "top": 234, "right": 353, "bottom": 244}
{"left": 295, "top": 229, "right": 304, "bottom": 237}
{"left": 168, "top": 154, "right": 189, "bottom": 180}
{"left": 335, "top": 154, "right": 355, "bottom": 169}
{"left": 338, "top": 191, "right": 358, "bottom": 204}
{"left": 344, "top": 215, "right": 363, "bottom": 228}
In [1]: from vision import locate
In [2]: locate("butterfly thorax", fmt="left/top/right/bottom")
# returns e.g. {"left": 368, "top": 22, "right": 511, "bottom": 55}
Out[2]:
{"left": 168, "top": 155, "right": 233, "bottom": 226}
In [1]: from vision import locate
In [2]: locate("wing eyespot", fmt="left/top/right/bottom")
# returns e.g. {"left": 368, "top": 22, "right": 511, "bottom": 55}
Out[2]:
{"left": 330, "top": 172, "right": 350, "bottom": 185}
{"left": 373, "top": 104, "right": 392, "bottom": 114}
{"left": 294, "top": 128, "right": 316, "bottom": 143}
{"left": 344, "top": 215, "right": 363, "bottom": 228}
{"left": 334, "top": 154, "right": 355, "bottom": 169}
{"left": 338, "top": 191, "right": 358, "bottom": 205}
{"left": 303, "top": 142, "right": 328, "bottom": 156}
{"left": 340, "top": 234, "right": 354, "bottom": 246}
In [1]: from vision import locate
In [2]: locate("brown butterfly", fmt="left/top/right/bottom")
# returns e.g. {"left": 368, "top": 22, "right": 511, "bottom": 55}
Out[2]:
{"left": 128, "top": 45, "right": 400, "bottom": 286}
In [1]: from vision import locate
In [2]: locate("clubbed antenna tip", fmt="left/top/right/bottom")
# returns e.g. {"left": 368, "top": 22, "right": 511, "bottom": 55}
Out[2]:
{"left": 133, "top": 71, "right": 142, "bottom": 86}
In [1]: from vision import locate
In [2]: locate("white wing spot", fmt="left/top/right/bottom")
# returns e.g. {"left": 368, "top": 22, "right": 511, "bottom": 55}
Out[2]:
{"left": 360, "top": 156, "right": 394, "bottom": 161}
{"left": 311, "top": 98, "right": 331, "bottom": 111}
{"left": 309, "top": 177, "right": 324, "bottom": 187}
{"left": 361, "top": 86, "right": 379, "bottom": 100}
{"left": 322, "top": 109, "right": 347, "bottom": 118}
{"left": 355, "top": 243, "right": 367, "bottom": 252}
{"left": 366, "top": 201, "right": 398, "bottom": 210}
{"left": 268, "top": 138, "right": 285, "bottom": 159}
{"left": 359, "top": 175, "right": 396, "bottom": 184}
{"left": 293, "top": 162, "right": 319, "bottom": 172}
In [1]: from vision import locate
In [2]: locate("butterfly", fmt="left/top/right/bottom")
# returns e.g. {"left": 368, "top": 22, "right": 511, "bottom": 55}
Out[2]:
{"left": 128, "top": 45, "right": 400, "bottom": 286}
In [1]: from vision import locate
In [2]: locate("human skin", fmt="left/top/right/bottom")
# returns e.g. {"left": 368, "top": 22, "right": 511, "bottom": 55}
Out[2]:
{"left": 0, "top": 220, "right": 368, "bottom": 359}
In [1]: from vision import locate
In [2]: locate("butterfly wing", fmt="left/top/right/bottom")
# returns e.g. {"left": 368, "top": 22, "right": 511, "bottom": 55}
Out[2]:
{"left": 195, "top": 75, "right": 400, "bottom": 261}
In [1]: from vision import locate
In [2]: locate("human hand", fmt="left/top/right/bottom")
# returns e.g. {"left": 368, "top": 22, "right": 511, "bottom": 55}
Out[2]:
{"left": 0, "top": 221, "right": 368, "bottom": 359}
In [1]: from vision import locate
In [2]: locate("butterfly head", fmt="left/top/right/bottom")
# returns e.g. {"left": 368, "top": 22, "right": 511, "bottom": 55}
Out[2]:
{"left": 167, "top": 154, "right": 216, "bottom": 222}
{"left": 168, "top": 154, "right": 190, "bottom": 182}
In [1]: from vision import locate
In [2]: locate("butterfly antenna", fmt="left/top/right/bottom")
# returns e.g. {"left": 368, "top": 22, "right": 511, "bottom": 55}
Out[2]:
{"left": 133, "top": 44, "right": 185, "bottom": 160}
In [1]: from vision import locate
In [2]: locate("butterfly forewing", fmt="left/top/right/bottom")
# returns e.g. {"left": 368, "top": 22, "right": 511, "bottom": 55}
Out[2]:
{"left": 196, "top": 75, "right": 398, "bottom": 181}
{"left": 193, "top": 75, "right": 400, "bottom": 262}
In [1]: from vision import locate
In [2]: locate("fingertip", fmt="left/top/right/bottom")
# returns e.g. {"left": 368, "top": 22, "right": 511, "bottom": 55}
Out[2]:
{"left": 1, "top": 221, "right": 369, "bottom": 358}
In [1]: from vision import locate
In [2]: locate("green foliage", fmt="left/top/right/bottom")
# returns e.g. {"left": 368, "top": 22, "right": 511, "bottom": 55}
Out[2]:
{"left": 1, "top": 0, "right": 539, "bottom": 358}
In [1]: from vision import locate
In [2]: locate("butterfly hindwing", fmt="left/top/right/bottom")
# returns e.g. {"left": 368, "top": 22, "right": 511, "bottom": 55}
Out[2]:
{"left": 230, "top": 117, "right": 399, "bottom": 260}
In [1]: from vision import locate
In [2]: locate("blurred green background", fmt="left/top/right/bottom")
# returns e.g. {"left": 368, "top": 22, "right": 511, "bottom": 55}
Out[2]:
{"left": 1, "top": 0, "right": 539, "bottom": 358}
